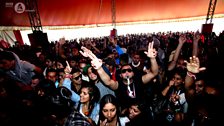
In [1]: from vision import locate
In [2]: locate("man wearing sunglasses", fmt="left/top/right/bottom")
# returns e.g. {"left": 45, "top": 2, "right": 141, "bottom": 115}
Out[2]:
{"left": 69, "top": 67, "right": 86, "bottom": 94}
{"left": 80, "top": 41, "right": 159, "bottom": 112}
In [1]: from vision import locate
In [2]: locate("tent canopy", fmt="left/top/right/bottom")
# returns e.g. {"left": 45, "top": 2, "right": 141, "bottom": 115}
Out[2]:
{"left": 1, "top": 0, "right": 224, "bottom": 28}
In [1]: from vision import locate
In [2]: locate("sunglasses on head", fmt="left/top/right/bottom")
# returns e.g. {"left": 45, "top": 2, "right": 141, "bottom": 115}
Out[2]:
{"left": 73, "top": 74, "right": 82, "bottom": 80}
{"left": 121, "top": 68, "right": 133, "bottom": 73}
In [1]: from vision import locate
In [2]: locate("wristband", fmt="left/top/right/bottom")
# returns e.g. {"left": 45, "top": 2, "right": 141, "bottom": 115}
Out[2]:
{"left": 64, "top": 74, "right": 72, "bottom": 79}
{"left": 187, "top": 71, "right": 196, "bottom": 80}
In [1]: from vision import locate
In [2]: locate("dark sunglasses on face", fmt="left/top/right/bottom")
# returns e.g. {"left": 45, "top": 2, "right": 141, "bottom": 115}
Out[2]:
{"left": 91, "top": 67, "right": 97, "bottom": 73}
{"left": 121, "top": 68, "right": 133, "bottom": 73}
{"left": 73, "top": 74, "right": 82, "bottom": 80}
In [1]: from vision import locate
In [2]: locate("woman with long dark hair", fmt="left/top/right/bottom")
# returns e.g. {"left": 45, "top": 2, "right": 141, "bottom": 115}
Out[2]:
{"left": 97, "top": 94, "right": 129, "bottom": 126}
{"left": 77, "top": 83, "right": 100, "bottom": 125}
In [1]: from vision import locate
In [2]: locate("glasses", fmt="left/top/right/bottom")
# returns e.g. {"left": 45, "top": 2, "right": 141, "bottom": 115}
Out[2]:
{"left": 73, "top": 74, "right": 82, "bottom": 80}
{"left": 91, "top": 67, "right": 97, "bottom": 74}
{"left": 121, "top": 68, "right": 133, "bottom": 73}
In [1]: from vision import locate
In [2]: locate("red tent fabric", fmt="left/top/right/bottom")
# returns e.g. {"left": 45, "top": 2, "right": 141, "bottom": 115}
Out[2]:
{"left": 0, "top": 0, "right": 224, "bottom": 28}
{"left": 13, "top": 30, "right": 24, "bottom": 45}
{"left": 0, "top": 39, "right": 10, "bottom": 48}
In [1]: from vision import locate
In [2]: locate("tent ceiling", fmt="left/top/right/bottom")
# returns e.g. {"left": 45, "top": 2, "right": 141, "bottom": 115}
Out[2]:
{"left": 0, "top": 0, "right": 224, "bottom": 27}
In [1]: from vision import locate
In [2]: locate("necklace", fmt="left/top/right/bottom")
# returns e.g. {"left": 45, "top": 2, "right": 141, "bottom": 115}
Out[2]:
{"left": 127, "top": 83, "right": 136, "bottom": 98}
{"left": 132, "top": 61, "right": 140, "bottom": 67}
{"left": 82, "top": 104, "right": 90, "bottom": 116}
{"left": 126, "top": 77, "right": 136, "bottom": 98}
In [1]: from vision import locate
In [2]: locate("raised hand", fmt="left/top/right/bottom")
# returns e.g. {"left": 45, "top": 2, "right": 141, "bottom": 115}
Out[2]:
{"left": 79, "top": 46, "right": 102, "bottom": 70}
{"left": 64, "top": 61, "right": 72, "bottom": 74}
{"left": 179, "top": 34, "right": 186, "bottom": 44}
{"left": 89, "top": 52, "right": 103, "bottom": 70}
{"left": 144, "top": 41, "right": 157, "bottom": 58}
{"left": 99, "top": 119, "right": 108, "bottom": 126}
{"left": 193, "top": 31, "right": 201, "bottom": 42}
{"left": 184, "top": 56, "right": 206, "bottom": 74}
{"left": 169, "top": 80, "right": 175, "bottom": 87}
{"left": 79, "top": 46, "right": 91, "bottom": 58}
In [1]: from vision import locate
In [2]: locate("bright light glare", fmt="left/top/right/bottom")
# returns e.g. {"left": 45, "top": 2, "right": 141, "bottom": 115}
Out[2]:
{"left": 21, "top": 17, "right": 224, "bottom": 45}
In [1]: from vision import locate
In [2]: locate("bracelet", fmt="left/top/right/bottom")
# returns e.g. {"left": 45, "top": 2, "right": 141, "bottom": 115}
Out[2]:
{"left": 64, "top": 74, "right": 72, "bottom": 79}
{"left": 187, "top": 71, "right": 196, "bottom": 80}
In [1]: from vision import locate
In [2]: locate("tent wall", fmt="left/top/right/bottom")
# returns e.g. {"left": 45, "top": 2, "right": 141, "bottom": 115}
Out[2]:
{"left": 0, "top": 0, "right": 224, "bottom": 28}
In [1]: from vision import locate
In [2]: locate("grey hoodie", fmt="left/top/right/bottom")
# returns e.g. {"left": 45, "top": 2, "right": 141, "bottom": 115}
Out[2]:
{"left": 6, "top": 51, "right": 36, "bottom": 85}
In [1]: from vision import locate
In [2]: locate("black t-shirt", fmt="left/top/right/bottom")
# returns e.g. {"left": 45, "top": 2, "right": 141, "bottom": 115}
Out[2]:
{"left": 115, "top": 73, "right": 145, "bottom": 110}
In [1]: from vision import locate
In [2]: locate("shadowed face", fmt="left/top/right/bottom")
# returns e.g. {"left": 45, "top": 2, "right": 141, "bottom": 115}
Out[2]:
{"left": 172, "top": 73, "right": 184, "bottom": 87}
{"left": 45, "top": 59, "right": 53, "bottom": 67}
{"left": 102, "top": 103, "right": 117, "bottom": 122}
{"left": 176, "top": 59, "right": 186, "bottom": 69}
{"left": 56, "top": 62, "right": 64, "bottom": 69}
{"left": 195, "top": 80, "right": 205, "bottom": 94}
{"left": 87, "top": 67, "right": 98, "bottom": 81}
{"left": 0, "top": 59, "right": 15, "bottom": 71}
{"left": 31, "top": 78, "right": 40, "bottom": 88}
{"left": 72, "top": 71, "right": 82, "bottom": 85}
{"left": 69, "top": 60, "right": 77, "bottom": 68}
{"left": 46, "top": 72, "right": 57, "bottom": 83}
{"left": 79, "top": 62, "right": 87, "bottom": 73}
{"left": 128, "top": 105, "right": 141, "bottom": 119}
{"left": 132, "top": 54, "right": 141, "bottom": 64}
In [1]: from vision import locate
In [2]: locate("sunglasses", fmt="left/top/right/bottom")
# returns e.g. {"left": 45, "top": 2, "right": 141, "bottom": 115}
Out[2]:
{"left": 73, "top": 74, "right": 82, "bottom": 80}
{"left": 121, "top": 68, "right": 133, "bottom": 73}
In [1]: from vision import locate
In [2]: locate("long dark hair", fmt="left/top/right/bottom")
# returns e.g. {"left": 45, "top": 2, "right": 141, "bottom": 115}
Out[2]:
{"left": 97, "top": 94, "right": 121, "bottom": 126}
{"left": 78, "top": 83, "right": 100, "bottom": 116}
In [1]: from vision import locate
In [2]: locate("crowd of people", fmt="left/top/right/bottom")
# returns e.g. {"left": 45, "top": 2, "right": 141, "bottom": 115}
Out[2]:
{"left": 0, "top": 30, "right": 224, "bottom": 126}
